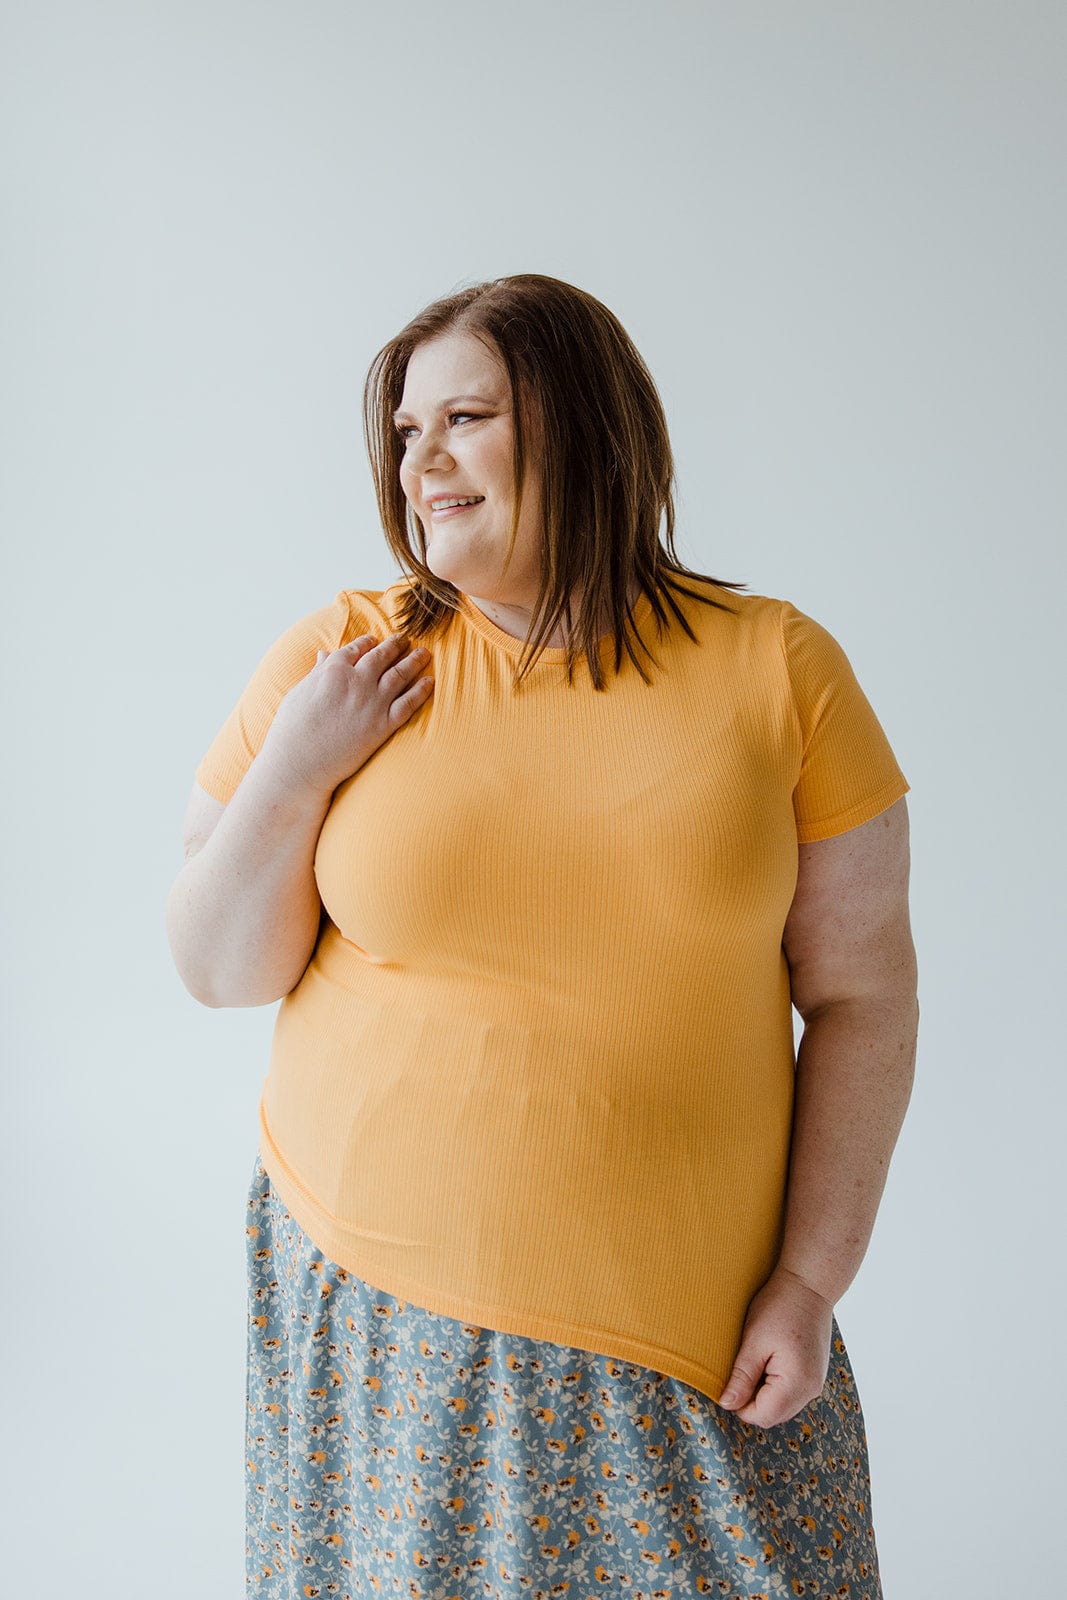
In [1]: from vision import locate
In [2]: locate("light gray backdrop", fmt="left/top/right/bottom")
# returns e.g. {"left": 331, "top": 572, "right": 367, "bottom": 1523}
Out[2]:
{"left": 4, "top": 3, "right": 1064, "bottom": 1595}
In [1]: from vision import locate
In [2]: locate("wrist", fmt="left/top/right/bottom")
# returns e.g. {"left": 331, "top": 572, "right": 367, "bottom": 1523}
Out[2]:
{"left": 248, "top": 745, "right": 337, "bottom": 813}
{"left": 771, "top": 1261, "right": 839, "bottom": 1310}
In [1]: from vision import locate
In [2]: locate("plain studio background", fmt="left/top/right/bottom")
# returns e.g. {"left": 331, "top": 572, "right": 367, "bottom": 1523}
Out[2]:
{"left": 3, "top": 3, "right": 1063, "bottom": 1594}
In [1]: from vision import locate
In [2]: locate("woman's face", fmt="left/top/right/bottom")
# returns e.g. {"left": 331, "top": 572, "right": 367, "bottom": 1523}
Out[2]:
{"left": 396, "top": 330, "right": 545, "bottom": 615}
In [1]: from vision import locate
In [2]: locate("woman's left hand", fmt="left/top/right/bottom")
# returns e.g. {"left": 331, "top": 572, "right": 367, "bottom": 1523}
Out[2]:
{"left": 716, "top": 1264, "right": 835, "bottom": 1428}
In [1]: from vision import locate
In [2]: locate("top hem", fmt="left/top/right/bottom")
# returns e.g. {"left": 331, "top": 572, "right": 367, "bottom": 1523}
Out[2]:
{"left": 257, "top": 1119, "right": 731, "bottom": 1409}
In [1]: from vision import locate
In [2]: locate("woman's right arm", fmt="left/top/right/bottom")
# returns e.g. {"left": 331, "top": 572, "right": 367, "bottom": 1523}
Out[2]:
{"left": 165, "top": 630, "right": 434, "bottom": 1008}
{"left": 165, "top": 756, "right": 335, "bottom": 1008}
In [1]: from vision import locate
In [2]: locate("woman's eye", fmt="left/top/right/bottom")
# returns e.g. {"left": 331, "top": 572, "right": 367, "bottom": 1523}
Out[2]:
{"left": 395, "top": 412, "right": 479, "bottom": 441}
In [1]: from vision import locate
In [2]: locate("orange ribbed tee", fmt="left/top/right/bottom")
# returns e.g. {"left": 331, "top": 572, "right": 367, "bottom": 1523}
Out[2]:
{"left": 195, "top": 574, "right": 909, "bottom": 1403}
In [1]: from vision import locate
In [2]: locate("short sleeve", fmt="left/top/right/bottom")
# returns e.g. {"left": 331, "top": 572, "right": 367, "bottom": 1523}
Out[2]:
{"left": 779, "top": 600, "right": 910, "bottom": 844}
{"left": 194, "top": 589, "right": 388, "bottom": 804}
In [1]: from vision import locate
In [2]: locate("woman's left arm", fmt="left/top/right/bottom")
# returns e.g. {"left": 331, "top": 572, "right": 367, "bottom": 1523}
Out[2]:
{"left": 718, "top": 794, "right": 919, "bottom": 1426}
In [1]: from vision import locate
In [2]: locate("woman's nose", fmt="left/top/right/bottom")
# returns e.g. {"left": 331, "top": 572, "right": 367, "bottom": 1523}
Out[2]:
{"left": 405, "top": 432, "right": 453, "bottom": 471}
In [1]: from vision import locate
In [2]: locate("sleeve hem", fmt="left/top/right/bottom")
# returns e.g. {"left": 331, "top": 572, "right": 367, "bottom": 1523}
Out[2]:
{"left": 193, "top": 763, "right": 235, "bottom": 805}
{"left": 796, "top": 774, "right": 911, "bottom": 845}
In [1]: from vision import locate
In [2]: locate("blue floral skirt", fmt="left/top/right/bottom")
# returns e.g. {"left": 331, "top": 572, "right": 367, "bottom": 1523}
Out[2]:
{"left": 245, "top": 1148, "right": 883, "bottom": 1599}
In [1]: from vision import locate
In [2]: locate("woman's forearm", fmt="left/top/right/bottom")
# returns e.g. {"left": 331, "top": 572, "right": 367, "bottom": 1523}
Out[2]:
{"left": 165, "top": 753, "right": 333, "bottom": 1008}
{"left": 775, "top": 994, "right": 920, "bottom": 1306}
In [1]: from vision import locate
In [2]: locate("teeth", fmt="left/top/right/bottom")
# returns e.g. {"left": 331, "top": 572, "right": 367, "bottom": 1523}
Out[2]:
{"left": 432, "top": 496, "right": 483, "bottom": 509}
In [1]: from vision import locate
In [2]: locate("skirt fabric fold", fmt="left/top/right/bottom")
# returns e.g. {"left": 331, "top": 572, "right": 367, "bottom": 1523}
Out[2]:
{"left": 245, "top": 1149, "right": 883, "bottom": 1599}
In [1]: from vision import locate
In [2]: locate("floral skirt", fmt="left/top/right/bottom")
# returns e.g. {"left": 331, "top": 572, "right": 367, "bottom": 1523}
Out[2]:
{"left": 245, "top": 1148, "right": 883, "bottom": 1599}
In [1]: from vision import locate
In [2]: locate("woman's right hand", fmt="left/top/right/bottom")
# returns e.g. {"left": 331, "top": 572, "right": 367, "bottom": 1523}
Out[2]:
{"left": 259, "top": 632, "right": 435, "bottom": 798}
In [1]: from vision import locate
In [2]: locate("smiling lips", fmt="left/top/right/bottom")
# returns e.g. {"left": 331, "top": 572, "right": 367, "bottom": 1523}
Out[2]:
{"left": 429, "top": 496, "right": 485, "bottom": 520}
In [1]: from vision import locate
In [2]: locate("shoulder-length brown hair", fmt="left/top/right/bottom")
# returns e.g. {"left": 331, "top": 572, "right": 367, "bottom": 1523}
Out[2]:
{"left": 363, "top": 273, "right": 747, "bottom": 690}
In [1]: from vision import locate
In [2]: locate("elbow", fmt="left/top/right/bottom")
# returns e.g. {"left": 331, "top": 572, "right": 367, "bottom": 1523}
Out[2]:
{"left": 171, "top": 966, "right": 228, "bottom": 1008}
{"left": 187, "top": 981, "right": 228, "bottom": 1009}
{"left": 165, "top": 922, "right": 223, "bottom": 1008}
{"left": 179, "top": 967, "right": 304, "bottom": 1009}
{"left": 181, "top": 977, "right": 289, "bottom": 1009}
{"left": 164, "top": 909, "right": 314, "bottom": 1009}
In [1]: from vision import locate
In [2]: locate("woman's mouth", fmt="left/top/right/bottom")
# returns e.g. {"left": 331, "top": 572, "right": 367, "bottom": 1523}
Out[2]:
{"left": 429, "top": 497, "right": 485, "bottom": 521}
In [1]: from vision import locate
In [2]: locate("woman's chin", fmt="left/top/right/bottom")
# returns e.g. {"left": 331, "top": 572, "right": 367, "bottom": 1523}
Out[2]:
{"left": 424, "top": 555, "right": 459, "bottom": 588}
{"left": 425, "top": 551, "right": 476, "bottom": 593}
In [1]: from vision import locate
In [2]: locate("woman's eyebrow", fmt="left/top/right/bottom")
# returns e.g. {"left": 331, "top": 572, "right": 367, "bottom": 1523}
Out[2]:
{"left": 392, "top": 394, "right": 496, "bottom": 422}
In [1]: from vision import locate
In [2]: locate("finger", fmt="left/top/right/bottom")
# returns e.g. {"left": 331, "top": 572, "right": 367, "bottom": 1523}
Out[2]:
{"left": 729, "top": 1338, "right": 827, "bottom": 1428}
{"left": 378, "top": 631, "right": 415, "bottom": 651}
{"left": 734, "top": 1373, "right": 809, "bottom": 1430}
{"left": 718, "top": 1354, "right": 763, "bottom": 1413}
{"left": 345, "top": 633, "right": 410, "bottom": 670}
{"left": 388, "top": 672, "right": 435, "bottom": 720}
{"left": 377, "top": 648, "right": 425, "bottom": 693}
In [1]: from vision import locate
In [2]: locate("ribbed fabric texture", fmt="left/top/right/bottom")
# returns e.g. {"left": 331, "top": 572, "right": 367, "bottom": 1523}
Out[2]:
{"left": 196, "top": 574, "right": 909, "bottom": 1403}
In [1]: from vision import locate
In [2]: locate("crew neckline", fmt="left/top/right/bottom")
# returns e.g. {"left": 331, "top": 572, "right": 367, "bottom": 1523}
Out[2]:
{"left": 455, "top": 588, "right": 655, "bottom": 664}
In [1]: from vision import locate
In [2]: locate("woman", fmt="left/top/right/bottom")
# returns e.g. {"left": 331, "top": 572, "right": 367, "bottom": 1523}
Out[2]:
{"left": 167, "top": 273, "right": 918, "bottom": 1599}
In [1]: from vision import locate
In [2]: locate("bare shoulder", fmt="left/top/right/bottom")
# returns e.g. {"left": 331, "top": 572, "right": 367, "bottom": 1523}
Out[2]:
{"left": 783, "top": 796, "right": 916, "bottom": 1014}
{"left": 181, "top": 781, "right": 227, "bottom": 860}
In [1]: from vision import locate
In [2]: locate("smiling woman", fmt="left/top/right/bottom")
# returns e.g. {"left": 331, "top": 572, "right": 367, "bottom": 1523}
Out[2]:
{"left": 171, "top": 273, "right": 917, "bottom": 1600}
{"left": 363, "top": 273, "right": 750, "bottom": 685}
{"left": 393, "top": 331, "right": 565, "bottom": 637}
